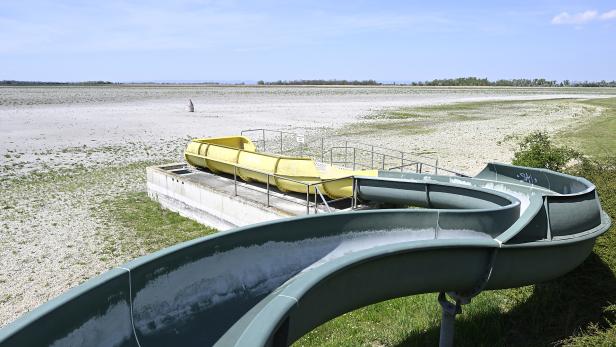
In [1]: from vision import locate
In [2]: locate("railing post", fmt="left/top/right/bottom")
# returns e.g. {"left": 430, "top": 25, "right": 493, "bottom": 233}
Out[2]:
{"left": 419, "top": 163, "right": 423, "bottom": 173}
{"left": 352, "top": 177, "right": 357, "bottom": 209}
{"left": 234, "top": 166, "right": 237, "bottom": 196}
{"left": 371, "top": 145, "right": 374, "bottom": 168}
{"left": 266, "top": 175, "right": 270, "bottom": 207}
{"left": 382, "top": 154, "right": 385, "bottom": 170}
{"left": 330, "top": 149, "right": 333, "bottom": 166}
{"left": 353, "top": 147, "right": 356, "bottom": 170}
{"left": 345, "top": 141, "right": 348, "bottom": 167}
{"left": 416, "top": 162, "right": 419, "bottom": 173}
{"left": 321, "top": 137, "right": 325, "bottom": 163}
{"left": 314, "top": 187, "right": 318, "bottom": 214}
{"left": 306, "top": 185, "right": 310, "bottom": 215}
{"left": 280, "top": 131, "right": 283, "bottom": 154}
{"left": 262, "top": 129, "right": 266, "bottom": 152}
{"left": 435, "top": 159, "right": 439, "bottom": 175}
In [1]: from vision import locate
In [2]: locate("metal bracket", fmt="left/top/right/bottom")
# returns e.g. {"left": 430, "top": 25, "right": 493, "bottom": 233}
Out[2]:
{"left": 438, "top": 292, "right": 465, "bottom": 347}
{"left": 437, "top": 249, "right": 498, "bottom": 346}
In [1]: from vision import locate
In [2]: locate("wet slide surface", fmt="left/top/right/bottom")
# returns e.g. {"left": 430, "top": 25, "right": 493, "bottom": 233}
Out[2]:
{"left": 0, "top": 163, "right": 611, "bottom": 346}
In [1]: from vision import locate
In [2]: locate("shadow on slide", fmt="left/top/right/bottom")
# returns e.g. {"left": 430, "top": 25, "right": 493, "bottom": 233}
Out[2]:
{"left": 398, "top": 252, "right": 616, "bottom": 346}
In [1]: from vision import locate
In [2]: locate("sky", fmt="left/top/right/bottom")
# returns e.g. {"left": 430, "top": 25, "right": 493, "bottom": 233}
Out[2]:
{"left": 0, "top": 0, "right": 615, "bottom": 82}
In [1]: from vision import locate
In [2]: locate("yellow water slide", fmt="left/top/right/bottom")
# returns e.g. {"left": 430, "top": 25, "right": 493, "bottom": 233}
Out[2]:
{"left": 184, "top": 136, "right": 377, "bottom": 199}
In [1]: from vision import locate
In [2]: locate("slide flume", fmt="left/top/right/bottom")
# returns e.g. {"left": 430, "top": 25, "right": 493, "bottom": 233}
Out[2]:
{"left": 184, "top": 136, "right": 377, "bottom": 199}
{"left": 0, "top": 163, "right": 610, "bottom": 346}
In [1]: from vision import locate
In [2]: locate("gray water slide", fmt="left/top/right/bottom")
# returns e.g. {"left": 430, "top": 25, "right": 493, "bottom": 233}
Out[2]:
{"left": 0, "top": 163, "right": 611, "bottom": 346}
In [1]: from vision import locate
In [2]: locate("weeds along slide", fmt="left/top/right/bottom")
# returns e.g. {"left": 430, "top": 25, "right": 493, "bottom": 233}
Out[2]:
{"left": 0, "top": 140, "right": 611, "bottom": 346}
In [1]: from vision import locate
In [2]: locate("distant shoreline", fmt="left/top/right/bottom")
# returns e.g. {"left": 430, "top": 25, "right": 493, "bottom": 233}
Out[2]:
{"left": 2, "top": 78, "right": 616, "bottom": 87}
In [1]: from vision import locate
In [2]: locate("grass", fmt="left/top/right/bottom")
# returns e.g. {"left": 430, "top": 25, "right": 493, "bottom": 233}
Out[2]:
{"left": 335, "top": 121, "right": 433, "bottom": 137}
{"left": 365, "top": 99, "right": 562, "bottom": 121}
{"left": 98, "top": 192, "right": 217, "bottom": 258}
{"left": 561, "top": 97, "right": 616, "bottom": 158}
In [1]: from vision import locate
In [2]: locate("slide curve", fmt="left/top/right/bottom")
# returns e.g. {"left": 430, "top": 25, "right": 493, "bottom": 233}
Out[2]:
{"left": 0, "top": 163, "right": 610, "bottom": 346}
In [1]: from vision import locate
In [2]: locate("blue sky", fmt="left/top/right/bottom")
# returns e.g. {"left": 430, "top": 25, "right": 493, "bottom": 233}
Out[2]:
{"left": 0, "top": 0, "right": 615, "bottom": 82}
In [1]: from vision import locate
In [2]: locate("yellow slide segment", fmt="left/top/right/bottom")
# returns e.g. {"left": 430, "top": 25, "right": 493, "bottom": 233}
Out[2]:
{"left": 184, "top": 136, "right": 377, "bottom": 199}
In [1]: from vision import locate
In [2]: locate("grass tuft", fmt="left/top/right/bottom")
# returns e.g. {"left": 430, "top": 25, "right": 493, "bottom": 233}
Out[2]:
{"left": 98, "top": 192, "right": 217, "bottom": 257}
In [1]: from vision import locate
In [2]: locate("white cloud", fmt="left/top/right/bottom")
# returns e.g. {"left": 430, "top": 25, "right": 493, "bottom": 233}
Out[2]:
{"left": 551, "top": 10, "right": 597, "bottom": 25}
{"left": 600, "top": 9, "right": 616, "bottom": 20}
{"left": 552, "top": 9, "right": 616, "bottom": 25}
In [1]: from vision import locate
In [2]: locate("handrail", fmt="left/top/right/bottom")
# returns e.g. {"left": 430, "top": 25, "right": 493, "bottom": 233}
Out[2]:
{"left": 325, "top": 146, "right": 468, "bottom": 177}
{"left": 343, "top": 139, "right": 436, "bottom": 162}
{"left": 241, "top": 128, "right": 298, "bottom": 137}
{"left": 315, "top": 186, "right": 332, "bottom": 213}
{"left": 187, "top": 153, "right": 354, "bottom": 215}
{"left": 241, "top": 128, "right": 438, "bottom": 166}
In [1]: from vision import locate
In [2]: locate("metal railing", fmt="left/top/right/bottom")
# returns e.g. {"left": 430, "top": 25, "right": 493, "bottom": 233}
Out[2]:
{"left": 189, "top": 153, "right": 354, "bottom": 215}
{"left": 240, "top": 128, "right": 468, "bottom": 177}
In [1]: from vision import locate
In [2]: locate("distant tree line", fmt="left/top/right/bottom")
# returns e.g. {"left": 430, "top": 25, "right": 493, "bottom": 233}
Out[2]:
{"left": 407, "top": 77, "right": 616, "bottom": 87}
{"left": 3, "top": 78, "right": 615, "bottom": 87}
{"left": 0, "top": 80, "right": 113, "bottom": 86}
{"left": 257, "top": 79, "right": 380, "bottom": 86}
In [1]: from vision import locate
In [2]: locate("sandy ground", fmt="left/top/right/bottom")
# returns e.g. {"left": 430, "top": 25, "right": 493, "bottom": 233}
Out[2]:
{"left": 0, "top": 85, "right": 615, "bottom": 327}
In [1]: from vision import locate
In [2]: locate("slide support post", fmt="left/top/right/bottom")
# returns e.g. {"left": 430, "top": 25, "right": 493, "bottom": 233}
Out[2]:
{"left": 438, "top": 292, "right": 462, "bottom": 347}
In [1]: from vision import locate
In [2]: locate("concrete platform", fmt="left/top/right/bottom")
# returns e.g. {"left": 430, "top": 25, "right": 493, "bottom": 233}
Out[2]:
{"left": 147, "top": 163, "right": 343, "bottom": 230}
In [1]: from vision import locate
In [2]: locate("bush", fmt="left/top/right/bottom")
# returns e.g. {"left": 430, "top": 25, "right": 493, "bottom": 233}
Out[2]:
{"left": 512, "top": 131, "right": 581, "bottom": 172}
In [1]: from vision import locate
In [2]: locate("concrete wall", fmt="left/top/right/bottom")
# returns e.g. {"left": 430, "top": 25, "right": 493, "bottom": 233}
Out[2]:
{"left": 146, "top": 165, "right": 289, "bottom": 230}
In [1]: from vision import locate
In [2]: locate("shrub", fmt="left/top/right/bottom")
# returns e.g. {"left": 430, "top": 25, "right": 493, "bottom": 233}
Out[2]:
{"left": 512, "top": 131, "right": 581, "bottom": 172}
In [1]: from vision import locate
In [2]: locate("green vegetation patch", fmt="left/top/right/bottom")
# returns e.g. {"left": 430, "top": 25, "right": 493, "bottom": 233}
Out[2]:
{"left": 512, "top": 131, "right": 581, "bottom": 171}
{"left": 98, "top": 192, "right": 217, "bottom": 258}
{"left": 335, "top": 121, "right": 433, "bottom": 137}
{"left": 366, "top": 99, "right": 564, "bottom": 121}
{"left": 562, "top": 97, "right": 616, "bottom": 158}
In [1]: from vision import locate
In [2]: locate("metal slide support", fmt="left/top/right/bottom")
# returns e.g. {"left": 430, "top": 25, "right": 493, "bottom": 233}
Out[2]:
{"left": 438, "top": 292, "right": 462, "bottom": 347}
{"left": 438, "top": 249, "right": 498, "bottom": 347}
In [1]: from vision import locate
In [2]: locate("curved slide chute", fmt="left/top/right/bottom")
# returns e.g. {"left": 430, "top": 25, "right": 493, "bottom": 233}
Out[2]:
{"left": 0, "top": 163, "right": 610, "bottom": 347}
